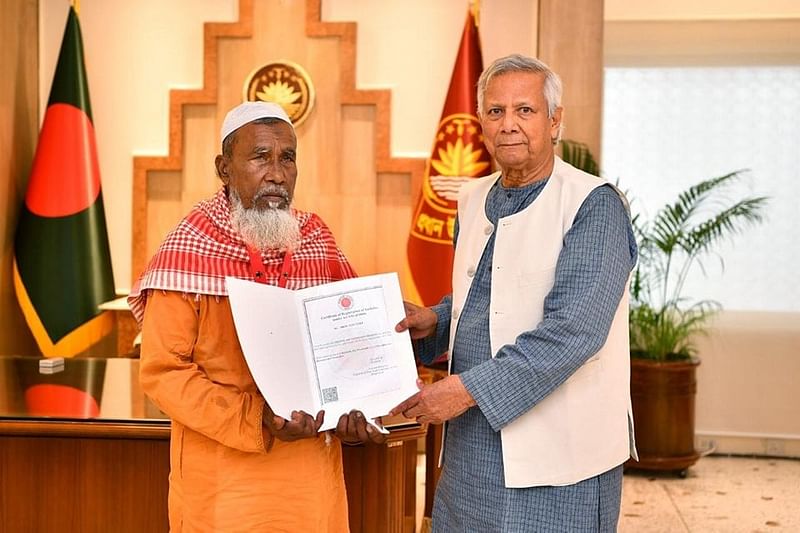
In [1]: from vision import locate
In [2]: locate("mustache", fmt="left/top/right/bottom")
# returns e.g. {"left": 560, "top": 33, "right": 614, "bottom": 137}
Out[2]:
{"left": 252, "top": 185, "right": 291, "bottom": 205}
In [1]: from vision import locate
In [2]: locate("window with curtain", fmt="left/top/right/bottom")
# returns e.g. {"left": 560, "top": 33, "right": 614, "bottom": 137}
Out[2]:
{"left": 602, "top": 66, "right": 800, "bottom": 312}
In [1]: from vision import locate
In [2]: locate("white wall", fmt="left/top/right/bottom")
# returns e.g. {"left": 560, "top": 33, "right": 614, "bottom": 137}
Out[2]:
{"left": 695, "top": 312, "right": 800, "bottom": 457}
{"left": 605, "top": 0, "right": 800, "bottom": 21}
{"left": 321, "top": 0, "right": 537, "bottom": 157}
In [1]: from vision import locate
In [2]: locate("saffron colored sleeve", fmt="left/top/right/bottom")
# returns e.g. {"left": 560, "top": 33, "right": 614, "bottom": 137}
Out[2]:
{"left": 139, "top": 290, "right": 271, "bottom": 453}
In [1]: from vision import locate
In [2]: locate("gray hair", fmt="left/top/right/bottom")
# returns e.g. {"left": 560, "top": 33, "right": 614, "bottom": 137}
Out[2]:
{"left": 477, "top": 54, "right": 564, "bottom": 142}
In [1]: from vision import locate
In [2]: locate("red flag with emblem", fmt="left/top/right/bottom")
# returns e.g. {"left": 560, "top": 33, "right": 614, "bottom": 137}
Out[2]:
{"left": 405, "top": 5, "right": 491, "bottom": 305}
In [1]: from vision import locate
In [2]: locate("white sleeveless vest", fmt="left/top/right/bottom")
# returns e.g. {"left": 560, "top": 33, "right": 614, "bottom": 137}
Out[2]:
{"left": 450, "top": 156, "right": 637, "bottom": 487}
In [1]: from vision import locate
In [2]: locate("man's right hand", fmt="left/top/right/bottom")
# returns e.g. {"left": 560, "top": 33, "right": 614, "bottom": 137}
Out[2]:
{"left": 395, "top": 301, "right": 438, "bottom": 340}
{"left": 263, "top": 404, "right": 324, "bottom": 443}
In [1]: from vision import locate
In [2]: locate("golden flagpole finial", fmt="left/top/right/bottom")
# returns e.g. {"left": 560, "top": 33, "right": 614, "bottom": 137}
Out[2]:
{"left": 469, "top": 0, "right": 480, "bottom": 27}
{"left": 71, "top": 0, "right": 80, "bottom": 16}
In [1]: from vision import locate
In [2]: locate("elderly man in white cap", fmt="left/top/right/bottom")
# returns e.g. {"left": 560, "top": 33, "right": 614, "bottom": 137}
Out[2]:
{"left": 129, "top": 101, "right": 382, "bottom": 532}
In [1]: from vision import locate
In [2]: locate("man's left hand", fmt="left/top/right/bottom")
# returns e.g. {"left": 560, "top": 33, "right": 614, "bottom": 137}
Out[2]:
{"left": 389, "top": 375, "right": 476, "bottom": 425}
{"left": 335, "top": 410, "right": 387, "bottom": 445}
{"left": 265, "top": 408, "right": 325, "bottom": 443}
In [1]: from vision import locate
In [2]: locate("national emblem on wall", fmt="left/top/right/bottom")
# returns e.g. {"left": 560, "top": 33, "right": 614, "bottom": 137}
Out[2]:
{"left": 243, "top": 60, "right": 315, "bottom": 126}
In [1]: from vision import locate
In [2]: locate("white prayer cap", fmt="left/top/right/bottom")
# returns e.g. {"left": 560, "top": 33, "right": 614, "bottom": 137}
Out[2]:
{"left": 220, "top": 101, "right": 293, "bottom": 143}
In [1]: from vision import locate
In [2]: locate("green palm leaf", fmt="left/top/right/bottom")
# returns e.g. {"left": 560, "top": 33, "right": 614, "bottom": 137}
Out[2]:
{"left": 562, "top": 143, "right": 768, "bottom": 361}
{"left": 630, "top": 169, "right": 768, "bottom": 360}
{"left": 560, "top": 139, "right": 599, "bottom": 176}
{"left": 684, "top": 197, "right": 768, "bottom": 255}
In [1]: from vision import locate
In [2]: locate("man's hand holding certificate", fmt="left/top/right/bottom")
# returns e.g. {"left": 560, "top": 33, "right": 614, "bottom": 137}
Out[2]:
{"left": 227, "top": 273, "right": 419, "bottom": 432}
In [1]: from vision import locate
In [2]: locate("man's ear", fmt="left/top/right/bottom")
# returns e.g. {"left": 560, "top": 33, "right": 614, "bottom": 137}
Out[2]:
{"left": 550, "top": 106, "right": 564, "bottom": 143}
{"left": 215, "top": 154, "right": 230, "bottom": 185}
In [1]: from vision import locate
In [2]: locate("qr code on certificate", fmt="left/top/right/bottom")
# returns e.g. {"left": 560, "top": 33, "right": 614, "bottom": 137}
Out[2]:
{"left": 322, "top": 386, "right": 339, "bottom": 403}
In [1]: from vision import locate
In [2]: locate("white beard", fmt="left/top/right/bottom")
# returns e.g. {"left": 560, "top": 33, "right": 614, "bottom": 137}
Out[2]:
{"left": 229, "top": 190, "right": 301, "bottom": 251}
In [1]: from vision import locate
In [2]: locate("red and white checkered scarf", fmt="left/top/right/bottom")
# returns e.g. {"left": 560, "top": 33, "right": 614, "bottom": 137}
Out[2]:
{"left": 128, "top": 188, "right": 356, "bottom": 326}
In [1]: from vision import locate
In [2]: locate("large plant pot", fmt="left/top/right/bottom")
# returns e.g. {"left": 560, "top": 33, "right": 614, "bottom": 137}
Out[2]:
{"left": 626, "top": 358, "right": 700, "bottom": 475}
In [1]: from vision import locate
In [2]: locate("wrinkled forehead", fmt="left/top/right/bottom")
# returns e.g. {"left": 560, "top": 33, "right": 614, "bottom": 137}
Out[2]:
{"left": 252, "top": 120, "right": 297, "bottom": 146}
{"left": 484, "top": 72, "right": 546, "bottom": 104}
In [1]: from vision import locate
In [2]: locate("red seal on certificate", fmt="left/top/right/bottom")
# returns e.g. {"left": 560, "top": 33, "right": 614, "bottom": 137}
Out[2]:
{"left": 338, "top": 295, "right": 353, "bottom": 310}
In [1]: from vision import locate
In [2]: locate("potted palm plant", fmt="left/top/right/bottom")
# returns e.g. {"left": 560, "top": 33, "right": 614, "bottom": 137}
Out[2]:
{"left": 627, "top": 171, "right": 767, "bottom": 475}
{"left": 559, "top": 140, "right": 768, "bottom": 475}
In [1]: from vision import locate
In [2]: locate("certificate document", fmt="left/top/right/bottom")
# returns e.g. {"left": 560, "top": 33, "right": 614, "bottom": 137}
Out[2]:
{"left": 226, "top": 273, "right": 419, "bottom": 431}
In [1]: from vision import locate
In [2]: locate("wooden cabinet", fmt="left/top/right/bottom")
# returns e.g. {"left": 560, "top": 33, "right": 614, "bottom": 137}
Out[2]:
{"left": 0, "top": 421, "right": 170, "bottom": 532}
{"left": 343, "top": 428, "right": 424, "bottom": 533}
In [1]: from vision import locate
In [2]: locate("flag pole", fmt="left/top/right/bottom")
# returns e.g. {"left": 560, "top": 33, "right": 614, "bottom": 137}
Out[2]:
{"left": 470, "top": 0, "right": 480, "bottom": 27}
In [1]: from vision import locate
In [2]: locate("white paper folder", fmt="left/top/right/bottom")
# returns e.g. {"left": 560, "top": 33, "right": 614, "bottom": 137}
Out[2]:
{"left": 227, "top": 272, "right": 419, "bottom": 431}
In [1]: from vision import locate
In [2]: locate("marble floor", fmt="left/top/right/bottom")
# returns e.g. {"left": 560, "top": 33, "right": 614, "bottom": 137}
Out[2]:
{"left": 415, "top": 455, "right": 800, "bottom": 532}
{"left": 620, "top": 456, "right": 800, "bottom": 533}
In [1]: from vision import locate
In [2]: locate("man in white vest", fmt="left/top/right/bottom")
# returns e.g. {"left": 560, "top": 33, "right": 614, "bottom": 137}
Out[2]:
{"left": 392, "top": 54, "right": 637, "bottom": 532}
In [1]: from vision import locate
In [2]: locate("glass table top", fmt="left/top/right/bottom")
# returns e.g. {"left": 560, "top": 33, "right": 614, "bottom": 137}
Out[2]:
{"left": 0, "top": 355, "right": 167, "bottom": 423}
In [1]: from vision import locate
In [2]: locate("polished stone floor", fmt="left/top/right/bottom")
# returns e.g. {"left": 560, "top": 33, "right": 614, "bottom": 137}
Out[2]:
{"left": 620, "top": 456, "right": 800, "bottom": 533}
{"left": 415, "top": 454, "right": 800, "bottom": 532}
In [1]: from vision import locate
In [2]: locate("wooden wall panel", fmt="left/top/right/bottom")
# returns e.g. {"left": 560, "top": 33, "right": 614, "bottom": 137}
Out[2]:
{"left": 337, "top": 106, "right": 378, "bottom": 272}
{"left": 376, "top": 173, "right": 413, "bottom": 276}
{"left": 145, "top": 170, "right": 184, "bottom": 261}
{"left": 132, "top": 0, "right": 425, "bottom": 286}
{"left": 537, "top": 0, "right": 605, "bottom": 163}
{"left": 0, "top": 0, "right": 39, "bottom": 355}
{"left": 181, "top": 105, "right": 220, "bottom": 209}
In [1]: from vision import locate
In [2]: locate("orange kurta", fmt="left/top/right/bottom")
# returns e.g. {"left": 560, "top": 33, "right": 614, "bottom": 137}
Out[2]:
{"left": 140, "top": 290, "right": 349, "bottom": 533}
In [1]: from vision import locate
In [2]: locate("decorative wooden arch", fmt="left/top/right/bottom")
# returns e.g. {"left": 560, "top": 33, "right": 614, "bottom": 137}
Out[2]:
{"left": 131, "top": 0, "right": 425, "bottom": 282}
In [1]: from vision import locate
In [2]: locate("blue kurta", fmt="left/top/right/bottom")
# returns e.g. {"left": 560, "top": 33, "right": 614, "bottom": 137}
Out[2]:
{"left": 417, "top": 176, "right": 637, "bottom": 532}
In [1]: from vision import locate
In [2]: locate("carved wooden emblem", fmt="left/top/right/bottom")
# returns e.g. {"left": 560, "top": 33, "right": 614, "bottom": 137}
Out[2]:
{"left": 243, "top": 60, "right": 315, "bottom": 126}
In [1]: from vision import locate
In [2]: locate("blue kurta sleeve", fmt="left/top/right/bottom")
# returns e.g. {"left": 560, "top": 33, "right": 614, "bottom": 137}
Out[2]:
{"left": 459, "top": 185, "right": 637, "bottom": 431}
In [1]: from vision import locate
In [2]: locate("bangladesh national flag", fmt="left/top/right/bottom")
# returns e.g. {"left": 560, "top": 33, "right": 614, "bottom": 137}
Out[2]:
{"left": 13, "top": 6, "right": 115, "bottom": 357}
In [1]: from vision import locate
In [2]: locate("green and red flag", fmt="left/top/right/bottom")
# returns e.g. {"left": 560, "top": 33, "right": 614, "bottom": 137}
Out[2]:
{"left": 405, "top": 4, "right": 491, "bottom": 305}
{"left": 13, "top": 5, "right": 115, "bottom": 357}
